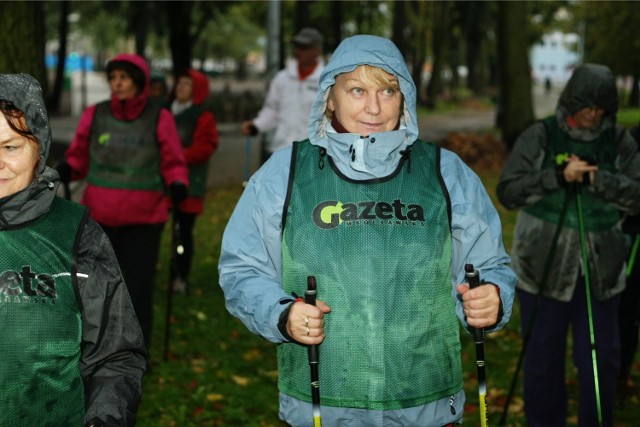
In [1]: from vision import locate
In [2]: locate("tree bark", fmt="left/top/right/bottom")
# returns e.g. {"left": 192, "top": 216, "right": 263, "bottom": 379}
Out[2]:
{"left": 497, "top": 1, "right": 534, "bottom": 149}
{"left": 425, "top": 1, "right": 451, "bottom": 110}
{"left": 166, "top": 1, "right": 194, "bottom": 74}
{"left": 391, "top": 1, "right": 407, "bottom": 58}
{"left": 49, "top": 1, "right": 70, "bottom": 114}
{"left": 0, "top": 1, "right": 47, "bottom": 91}
{"left": 329, "top": 1, "right": 343, "bottom": 53}
{"left": 132, "top": 1, "right": 149, "bottom": 58}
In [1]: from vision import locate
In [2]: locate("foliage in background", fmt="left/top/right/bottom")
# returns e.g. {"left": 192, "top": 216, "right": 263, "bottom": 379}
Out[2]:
{"left": 576, "top": 1, "right": 640, "bottom": 107}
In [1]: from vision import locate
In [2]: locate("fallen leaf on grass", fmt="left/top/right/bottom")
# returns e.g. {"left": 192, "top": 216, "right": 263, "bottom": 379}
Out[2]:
{"left": 243, "top": 348, "right": 263, "bottom": 361}
{"left": 231, "top": 375, "right": 250, "bottom": 386}
{"left": 191, "top": 358, "right": 206, "bottom": 373}
{"left": 189, "top": 309, "right": 207, "bottom": 321}
{"left": 206, "top": 393, "right": 225, "bottom": 402}
{"left": 259, "top": 369, "right": 279, "bottom": 379}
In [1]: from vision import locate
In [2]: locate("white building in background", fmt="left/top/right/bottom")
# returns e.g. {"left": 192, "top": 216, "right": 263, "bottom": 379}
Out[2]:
{"left": 530, "top": 31, "right": 581, "bottom": 85}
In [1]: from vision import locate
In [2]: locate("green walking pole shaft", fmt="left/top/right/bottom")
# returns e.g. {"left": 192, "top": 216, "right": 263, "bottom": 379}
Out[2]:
{"left": 575, "top": 185, "right": 603, "bottom": 427}
{"left": 626, "top": 234, "right": 640, "bottom": 277}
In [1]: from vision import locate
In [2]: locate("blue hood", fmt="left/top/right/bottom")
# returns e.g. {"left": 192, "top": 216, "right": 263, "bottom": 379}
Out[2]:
{"left": 306, "top": 35, "right": 419, "bottom": 179}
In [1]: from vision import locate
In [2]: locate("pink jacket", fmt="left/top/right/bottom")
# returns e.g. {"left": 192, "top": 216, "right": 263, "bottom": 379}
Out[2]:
{"left": 65, "top": 53, "right": 188, "bottom": 227}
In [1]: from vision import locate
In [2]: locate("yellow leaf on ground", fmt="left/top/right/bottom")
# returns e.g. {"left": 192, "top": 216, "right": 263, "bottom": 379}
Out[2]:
{"left": 243, "top": 348, "right": 262, "bottom": 361}
{"left": 231, "top": 375, "right": 250, "bottom": 386}
{"left": 206, "top": 393, "right": 225, "bottom": 402}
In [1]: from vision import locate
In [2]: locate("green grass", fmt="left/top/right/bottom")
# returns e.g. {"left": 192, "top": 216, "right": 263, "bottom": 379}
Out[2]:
{"left": 617, "top": 107, "right": 640, "bottom": 128}
{"left": 138, "top": 177, "right": 640, "bottom": 426}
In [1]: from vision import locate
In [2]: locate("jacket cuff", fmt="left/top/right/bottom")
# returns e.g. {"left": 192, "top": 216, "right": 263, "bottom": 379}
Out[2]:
{"left": 277, "top": 302, "right": 295, "bottom": 342}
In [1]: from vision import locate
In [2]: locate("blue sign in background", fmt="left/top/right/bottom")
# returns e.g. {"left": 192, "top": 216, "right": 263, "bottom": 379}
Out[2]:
{"left": 46, "top": 52, "right": 94, "bottom": 72}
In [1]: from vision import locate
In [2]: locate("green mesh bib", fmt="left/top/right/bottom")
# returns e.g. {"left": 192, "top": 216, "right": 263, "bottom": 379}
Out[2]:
{"left": 175, "top": 105, "right": 209, "bottom": 197}
{"left": 279, "top": 140, "right": 461, "bottom": 410}
{"left": 89, "top": 101, "right": 164, "bottom": 191}
{"left": 0, "top": 197, "right": 87, "bottom": 426}
{"left": 524, "top": 116, "right": 620, "bottom": 231}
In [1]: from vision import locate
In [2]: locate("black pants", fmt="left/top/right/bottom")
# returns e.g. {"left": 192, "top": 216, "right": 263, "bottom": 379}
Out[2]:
{"left": 175, "top": 211, "right": 196, "bottom": 280}
{"left": 102, "top": 223, "right": 164, "bottom": 351}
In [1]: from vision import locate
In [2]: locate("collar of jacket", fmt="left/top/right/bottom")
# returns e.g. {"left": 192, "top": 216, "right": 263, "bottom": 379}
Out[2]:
{"left": 0, "top": 167, "right": 59, "bottom": 229}
{"left": 109, "top": 92, "right": 149, "bottom": 121}
{"left": 317, "top": 124, "right": 410, "bottom": 180}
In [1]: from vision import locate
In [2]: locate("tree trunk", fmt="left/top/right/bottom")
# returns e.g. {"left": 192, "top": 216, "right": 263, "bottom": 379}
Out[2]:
{"left": 497, "top": 1, "right": 534, "bottom": 149}
{"left": 166, "top": 1, "right": 194, "bottom": 74}
{"left": 409, "top": 1, "right": 430, "bottom": 105}
{"left": 132, "top": 1, "right": 149, "bottom": 58}
{"left": 0, "top": 1, "right": 47, "bottom": 91}
{"left": 329, "top": 1, "right": 343, "bottom": 53}
{"left": 294, "top": 0, "right": 311, "bottom": 31}
{"left": 49, "top": 1, "right": 70, "bottom": 114}
{"left": 426, "top": 1, "right": 450, "bottom": 110}
{"left": 463, "top": 2, "right": 488, "bottom": 94}
{"left": 391, "top": 1, "right": 407, "bottom": 58}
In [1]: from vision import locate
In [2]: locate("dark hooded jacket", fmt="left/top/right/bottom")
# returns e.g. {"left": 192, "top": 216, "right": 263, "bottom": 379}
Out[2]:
{"left": 0, "top": 74, "right": 146, "bottom": 426}
{"left": 497, "top": 64, "right": 640, "bottom": 301}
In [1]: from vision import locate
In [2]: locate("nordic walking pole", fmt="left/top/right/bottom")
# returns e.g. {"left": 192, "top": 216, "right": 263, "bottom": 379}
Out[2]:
{"left": 163, "top": 207, "right": 185, "bottom": 361}
{"left": 575, "top": 185, "right": 603, "bottom": 426}
{"left": 466, "top": 264, "right": 488, "bottom": 427}
{"left": 305, "top": 276, "right": 322, "bottom": 427}
{"left": 626, "top": 234, "right": 640, "bottom": 277}
{"left": 242, "top": 135, "right": 252, "bottom": 188}
{"left": 499, "top": 190, "right": 572, "bottom": 425}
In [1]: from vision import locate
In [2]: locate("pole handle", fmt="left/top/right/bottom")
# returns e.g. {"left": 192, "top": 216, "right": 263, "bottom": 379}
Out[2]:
{"left": 465, "top": 264, "right": 483, "bottom": 342}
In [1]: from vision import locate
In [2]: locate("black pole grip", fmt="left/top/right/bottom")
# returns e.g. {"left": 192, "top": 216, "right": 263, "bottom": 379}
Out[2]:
{"left": 465, "top": 264, "right": 483, "bottom": 342}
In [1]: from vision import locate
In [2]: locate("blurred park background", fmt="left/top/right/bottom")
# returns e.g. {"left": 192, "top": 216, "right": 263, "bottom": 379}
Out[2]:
{"left": 2, "top": 1, "right": 640, "bottom": 425}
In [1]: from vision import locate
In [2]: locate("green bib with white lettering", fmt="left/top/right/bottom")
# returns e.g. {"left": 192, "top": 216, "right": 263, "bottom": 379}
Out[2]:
{"left": 0, "top": 197, "right": 87, "bottom": 426}
{"left": 279, "top": 140, "right": 461, "bottom": 410}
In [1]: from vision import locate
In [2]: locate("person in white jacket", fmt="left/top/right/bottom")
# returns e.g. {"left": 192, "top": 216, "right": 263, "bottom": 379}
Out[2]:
{"left": 241, "top": 27, "right": 325, "bottom": 163}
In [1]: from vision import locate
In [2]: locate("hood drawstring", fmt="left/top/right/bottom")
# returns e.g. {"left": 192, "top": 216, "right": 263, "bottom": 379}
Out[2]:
{"left": 318, "top": 147, "right": 327, "bottom": 170}
{"left": 400, "top": 147, "right": 412, "bottom": 173}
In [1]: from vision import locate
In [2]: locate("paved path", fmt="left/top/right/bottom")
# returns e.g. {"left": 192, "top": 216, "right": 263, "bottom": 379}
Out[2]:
{"left": 49, "top": 81, "right": 560, "bottom": 188}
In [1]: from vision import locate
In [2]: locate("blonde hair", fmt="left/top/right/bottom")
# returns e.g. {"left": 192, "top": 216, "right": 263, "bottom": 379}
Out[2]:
{"left": 326, "top": 65, "right": 403, "bottom": 119}
{"left": 354, "top": 65, "right": 400, "bottom": 90}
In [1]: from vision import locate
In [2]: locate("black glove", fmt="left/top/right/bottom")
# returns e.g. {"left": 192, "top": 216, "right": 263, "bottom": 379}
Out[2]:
{"left": 555, "top": 162, "right": 569, "bottom": 188}
{"left": 170, "top": 181, "right": 188, "bottom": 205}
{"left": 56, "top": 160, "right": 72, "bottom": 184}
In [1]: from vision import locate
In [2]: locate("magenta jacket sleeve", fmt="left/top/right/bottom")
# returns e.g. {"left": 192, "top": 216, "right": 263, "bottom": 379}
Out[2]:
{"left": 157, "top": 108, "right": 189, "bottom": 186}
{"left": 65, "top": 105, "right": 97, "bottom": 180}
